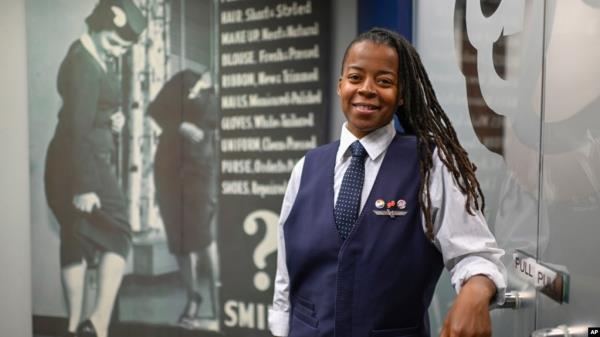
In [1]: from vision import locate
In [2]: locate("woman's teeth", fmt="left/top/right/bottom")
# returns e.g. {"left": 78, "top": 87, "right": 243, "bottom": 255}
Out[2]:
{"left": 355, "top": 104, "right": 378, "bottom": 112}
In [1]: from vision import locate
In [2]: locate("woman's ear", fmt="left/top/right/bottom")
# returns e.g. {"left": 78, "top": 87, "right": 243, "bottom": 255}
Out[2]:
{"left": 337, "top": 77, "right": 342, "bottom": 96}
{"left": 397, "top": 97, "right": 404, "bottom": 106}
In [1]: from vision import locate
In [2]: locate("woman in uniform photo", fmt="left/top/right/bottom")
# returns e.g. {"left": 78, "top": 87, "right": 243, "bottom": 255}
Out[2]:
{"left": 148, "top": 69, "right": 221, "bottom": 330}
{"left": 44, "top": 1, "right": 146, "bottom": 336}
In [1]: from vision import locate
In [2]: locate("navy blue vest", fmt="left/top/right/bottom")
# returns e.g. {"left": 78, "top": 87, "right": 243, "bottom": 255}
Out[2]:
{"left": 284, "top": 134, "right": 444, "bottom": 337}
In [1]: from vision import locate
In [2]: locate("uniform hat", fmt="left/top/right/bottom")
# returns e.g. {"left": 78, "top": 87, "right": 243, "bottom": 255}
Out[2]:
{"left": 86, "top": 0, "right": 147, "bottom": 42}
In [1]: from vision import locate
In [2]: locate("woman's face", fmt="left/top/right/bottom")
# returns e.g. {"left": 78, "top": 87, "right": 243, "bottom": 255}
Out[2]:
{"left": 338, "top": 40, "right": 402, "bottom": 138}
{"left": 188, "top": 72, "right": 213, "bottom": 99}
{"left": 96, "top": 30, "right": 133, "bottom": 58}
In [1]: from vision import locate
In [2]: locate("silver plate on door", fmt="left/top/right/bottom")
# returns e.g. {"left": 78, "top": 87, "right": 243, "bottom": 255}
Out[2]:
{"left": 513, "top": 250, "right": 570, "bottom": 303}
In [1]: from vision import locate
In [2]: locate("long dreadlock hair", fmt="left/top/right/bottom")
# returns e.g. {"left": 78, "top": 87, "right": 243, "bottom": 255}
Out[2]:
{"left": 341, "top": 27, "right": 485, "bottom": 240}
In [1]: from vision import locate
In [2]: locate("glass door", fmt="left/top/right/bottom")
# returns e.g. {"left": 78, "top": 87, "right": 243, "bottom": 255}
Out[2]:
{"left": 534, "top": 0, "right": 600, "bottom": 335}
{"left": 416, "top": 1, "right": 546, "bottom": 335}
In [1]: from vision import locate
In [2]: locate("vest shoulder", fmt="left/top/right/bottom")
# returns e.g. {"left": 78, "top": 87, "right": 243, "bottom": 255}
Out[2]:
{"left": 392, "top": 133, "right": 417, "bottom": 147}
{"left": 391, "top": 133, "right": 437, "bottom": 153}
{"left": 393, "top": 133, "right": 417, "bottom": 143}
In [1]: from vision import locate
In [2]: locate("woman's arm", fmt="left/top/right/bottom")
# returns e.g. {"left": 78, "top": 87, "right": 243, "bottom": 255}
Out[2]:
{"left": 62, "top": 52, "right": 103, "bottom": 195}
{"left": 269, "top": 157, "right": 305, "bottom": 337}
{"left": 427, "top": 148, "right": 507, "bottom": 337}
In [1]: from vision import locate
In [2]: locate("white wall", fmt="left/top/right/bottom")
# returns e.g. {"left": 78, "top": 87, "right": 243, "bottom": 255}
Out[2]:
{"left": 0, "top": 0, "right": 33, "bottom": 336}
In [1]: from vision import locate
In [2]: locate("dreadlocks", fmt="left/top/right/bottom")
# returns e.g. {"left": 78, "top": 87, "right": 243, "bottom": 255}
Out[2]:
{"left": 341, "top": 27, "right": 485, "bottom": 240}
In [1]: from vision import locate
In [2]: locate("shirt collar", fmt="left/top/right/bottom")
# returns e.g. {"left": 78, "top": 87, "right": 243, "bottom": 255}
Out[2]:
{"left": 80, "top": 33, "right": 107, "bottom": 72}
{"left": 337, "top": 121, "right": 396, "bottom": 163}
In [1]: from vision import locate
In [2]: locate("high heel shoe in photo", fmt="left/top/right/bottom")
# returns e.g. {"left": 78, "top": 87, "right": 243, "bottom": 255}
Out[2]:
{"left": 76, "top": 319, "right": 98, "bottom": 337}
{"left": 178, "top": 292, "right": 203, "bottom": 327}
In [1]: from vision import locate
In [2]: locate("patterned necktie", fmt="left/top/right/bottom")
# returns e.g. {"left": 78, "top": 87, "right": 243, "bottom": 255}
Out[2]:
{"left": 334, "top": 140, "right": 368, "bottom": 240}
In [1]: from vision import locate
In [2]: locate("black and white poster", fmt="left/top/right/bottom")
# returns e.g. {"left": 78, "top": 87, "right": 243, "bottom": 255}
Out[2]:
{"left": 25, "top": 0, "right": 329, "bottom": 336}
{"left": 218, "top": 1, "right": 330, "bottom": 336}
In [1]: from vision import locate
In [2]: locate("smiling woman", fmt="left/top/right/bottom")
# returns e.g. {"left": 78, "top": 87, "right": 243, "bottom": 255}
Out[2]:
{"left": 268, "top": 28, "right": 506, "bottom": 337}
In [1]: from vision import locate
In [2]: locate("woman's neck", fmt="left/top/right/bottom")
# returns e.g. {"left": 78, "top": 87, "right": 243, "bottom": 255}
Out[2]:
{"left": 89, "top": 32, "right": 109, "bottom": 61}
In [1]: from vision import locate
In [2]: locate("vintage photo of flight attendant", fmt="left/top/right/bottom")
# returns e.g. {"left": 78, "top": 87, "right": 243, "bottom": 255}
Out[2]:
{"left": 43, "top": 1, "right": 146, "bottom": 336}
{"left": 148, "top": 68, "right": 221, "bottom": 330}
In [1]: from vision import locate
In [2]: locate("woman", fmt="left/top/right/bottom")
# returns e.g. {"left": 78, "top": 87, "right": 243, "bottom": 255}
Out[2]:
{"left": 44, "top": 1, "right": 146, "bottom": 337}
{"left": 148, "top": 69, "right": 220, "bottom": 330}
{"left": 269, "top": 28, "right": 506, "bottom": 337}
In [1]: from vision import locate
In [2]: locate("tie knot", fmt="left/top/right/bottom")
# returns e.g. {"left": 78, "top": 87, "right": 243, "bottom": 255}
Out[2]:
{"left": 349, "top": 141, "right": 367, "bottom": 159}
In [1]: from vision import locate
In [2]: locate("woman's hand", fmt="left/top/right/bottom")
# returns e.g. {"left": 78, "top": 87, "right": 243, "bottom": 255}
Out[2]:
{"left": 111, "top": 111, "right": 126, "bottom": 133}
{"left": 440, "top": 275, "right": 496, "bottom": 337}
{"left": 179, "top": 122, "right": 204, "bottom": 143}
{"left": 73, "top": 192, "right": 101, "bottom": 213}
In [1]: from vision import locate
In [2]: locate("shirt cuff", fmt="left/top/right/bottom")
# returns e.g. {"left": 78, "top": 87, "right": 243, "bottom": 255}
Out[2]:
{"left": 451, "top": 256, "right": 507, "bottom": 305}
{"left": 268, "top": 308, "right": 290, "bottom": 337}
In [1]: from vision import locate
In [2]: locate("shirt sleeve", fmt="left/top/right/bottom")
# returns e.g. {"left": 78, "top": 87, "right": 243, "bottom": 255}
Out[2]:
{"left": 268, "top": 157, "right": 304, "bottom": 337}
{"left": 428, "top": 148, "right": 507, "bottom": 304}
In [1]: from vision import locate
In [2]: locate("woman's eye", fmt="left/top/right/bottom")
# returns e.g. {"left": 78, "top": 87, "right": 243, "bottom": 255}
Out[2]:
{"left": 348, "top": 74, "right": 361, "bottom": 81}
{"left": 378, "top": 78, "right": 393, "bottom": 86}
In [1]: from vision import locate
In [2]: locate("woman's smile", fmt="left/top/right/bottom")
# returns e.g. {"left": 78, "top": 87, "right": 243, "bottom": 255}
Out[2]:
{"left": 352, "top": 102, "right": 381, "bottom": 113}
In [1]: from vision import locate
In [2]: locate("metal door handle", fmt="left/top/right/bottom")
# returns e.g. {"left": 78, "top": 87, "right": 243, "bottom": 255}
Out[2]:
{"left": 531, "top": 325, "right": 589, "bottom": 337}
{"left": 531, "top": 325, "right": 570, "bottom": 337}
{"left": 490, "top": 291, "right": 520, "bottom": 310}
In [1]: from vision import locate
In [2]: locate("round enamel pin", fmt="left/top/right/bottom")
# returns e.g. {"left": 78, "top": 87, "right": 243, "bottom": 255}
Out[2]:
{"left": 375, "top": 199, "right": 385, "bottom": 209}
{"left": 397, "top": 199, "right": 407, "bottom": 209}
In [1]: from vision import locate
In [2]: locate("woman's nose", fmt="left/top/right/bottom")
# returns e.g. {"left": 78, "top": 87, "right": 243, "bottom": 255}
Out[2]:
{"left": 358, "top": 79, "right": 376, "bottom": 96}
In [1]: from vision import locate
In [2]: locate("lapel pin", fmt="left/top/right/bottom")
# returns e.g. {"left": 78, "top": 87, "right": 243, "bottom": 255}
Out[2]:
{"left": 372, "top": 198, "right": 407, "bottom": 218}
{"left": 397, "top": 199, "right": 406, "bottom": 210}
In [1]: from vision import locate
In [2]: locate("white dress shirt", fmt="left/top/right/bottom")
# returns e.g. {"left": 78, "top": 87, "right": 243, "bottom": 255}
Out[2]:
{"left": 268, "top": 121, "right": 507, "bottom": 337}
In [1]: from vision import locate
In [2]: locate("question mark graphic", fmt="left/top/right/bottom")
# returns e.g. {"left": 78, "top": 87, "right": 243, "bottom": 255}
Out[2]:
{"left": 243, "top": 209, "right": 279, "bottom": 291}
